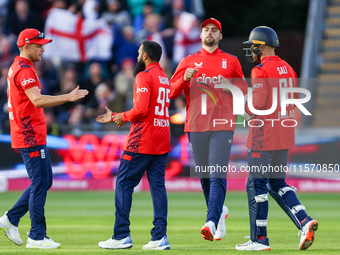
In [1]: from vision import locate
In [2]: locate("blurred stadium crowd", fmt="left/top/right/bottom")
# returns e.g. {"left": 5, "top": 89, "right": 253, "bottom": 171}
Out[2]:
{"left": 0, "top": 0, "right": 204, "bottom": 135}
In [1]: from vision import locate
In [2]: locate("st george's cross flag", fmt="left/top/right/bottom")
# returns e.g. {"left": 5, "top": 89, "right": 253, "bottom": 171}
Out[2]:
{"left": 43, "top": 8, "right": 113, "bottom": 62}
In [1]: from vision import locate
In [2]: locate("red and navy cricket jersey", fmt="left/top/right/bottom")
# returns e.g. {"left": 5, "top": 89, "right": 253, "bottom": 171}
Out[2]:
{"left": 122, "top": 62, "right": 170, "bottom": 154}
{"left": 169, "top": 47, "right": 248, "bottom": 132}
{"left": 245, "top": 56, "right": 299, "bottom": 150}
{"left": 7, "top": 56, "right": 47, "bottom": 149}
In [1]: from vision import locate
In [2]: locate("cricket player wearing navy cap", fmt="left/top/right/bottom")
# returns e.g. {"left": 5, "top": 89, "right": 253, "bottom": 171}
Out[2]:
{"left": 235, "top": 26, "right": 318, "bottom": 251}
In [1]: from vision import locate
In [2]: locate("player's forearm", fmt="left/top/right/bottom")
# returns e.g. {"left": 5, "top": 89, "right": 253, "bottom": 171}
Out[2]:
{"left": 233, "top": 80, "right": 249, "bottom": 95}
{"left": 31, "top": 94, "right": 71, "bottom": 108}
{"left": 169, "top": 63, "right": 189, "bottom": 99}
{"left": 122, "top": 105, "right": 148, "bottom": 122}
{"left": 247, "top": 92, "right": 267, "bottom": 114}
{"left": 169, "top": 79, "right": 188, "bottom": 99}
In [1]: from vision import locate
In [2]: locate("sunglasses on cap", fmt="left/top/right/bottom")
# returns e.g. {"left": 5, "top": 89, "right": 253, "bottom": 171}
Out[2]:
{"left": 24, "top": 32, "right": 45, "bottom": 43}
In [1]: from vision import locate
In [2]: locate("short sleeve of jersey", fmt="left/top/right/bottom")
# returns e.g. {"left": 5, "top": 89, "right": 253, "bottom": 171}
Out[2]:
{"left": 15, "top": 68, "right": 38, "bottom": 91}
{"left": 136, "top": 71, "right": 152, "bottom": 91}
{"left": 247, "top": 66, "right": 268, "bottom": 113}
{"left": 122, "top": 71, "right": 151, "bottom": 122}
{"left": 290, "top": 67, "right": 300, "bottom": 99}
{"left": 251, "top": 66, "right": 266, "bottom": 79}
{"left": 134, "top": 72, "right": 152, "bottom": 110}
{"left": 169, "top": 57, "right": 190, "bottom": 99}
{"left": 230, "top": 57, "right": 248, "bottom": 95}
{"left": 232, "top": 57, "right": 245, "bottom": 79}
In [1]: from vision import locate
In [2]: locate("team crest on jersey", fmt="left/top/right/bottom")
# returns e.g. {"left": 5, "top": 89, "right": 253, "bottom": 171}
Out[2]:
{"left": 222, "top": 59, "right": 227, "bottom": 69}
{"left": 195, "top": 62, "right": 203, "bottom": 68}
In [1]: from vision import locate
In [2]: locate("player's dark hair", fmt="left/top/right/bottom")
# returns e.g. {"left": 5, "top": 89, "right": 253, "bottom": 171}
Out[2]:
{"left": 142, "top": 40, "right": 162, "bottom": 62}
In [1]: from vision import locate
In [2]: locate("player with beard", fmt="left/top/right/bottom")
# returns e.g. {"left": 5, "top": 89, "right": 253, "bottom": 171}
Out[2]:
{"left": 133, "top": 56, "right": 146, "bottom": 76}
{"left": 235, "top": 26, "right": 318, "bottom": 251}
{"left": 96, "top": 40, "right": 171, "bottom": 250}
{"left": 169, "top": 18, "right": 248, "bottom": 241}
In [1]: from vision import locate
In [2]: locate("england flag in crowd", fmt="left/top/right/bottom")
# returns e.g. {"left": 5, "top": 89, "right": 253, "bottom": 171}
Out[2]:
{"left": 173, "top": 12, "right": 201, "bottom": 65}
{"left": 43, "top": 8, "right": 113, "bottom": 62}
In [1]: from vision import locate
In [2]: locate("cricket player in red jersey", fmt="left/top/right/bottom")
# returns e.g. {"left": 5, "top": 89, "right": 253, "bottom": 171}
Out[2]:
{"left": 235, "top": 26, "right": 318, "bottom": 251}
{"left": 0, "top": 28, "right": 88, "bottom": 249}
{"left": 96, "top": 40, "right": 170, "bottom": 250}
{"left": 170, "top": 18, "right": 248, "bottom": 241}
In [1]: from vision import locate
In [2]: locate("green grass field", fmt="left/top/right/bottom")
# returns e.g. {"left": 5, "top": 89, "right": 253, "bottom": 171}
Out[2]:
{"left": 0, "top": 191, "right": 339, "bottom": 254}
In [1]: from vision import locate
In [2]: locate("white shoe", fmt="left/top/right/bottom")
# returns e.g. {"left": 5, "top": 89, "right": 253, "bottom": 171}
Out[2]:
{"left": 235, "top": 238, "right": 271, "bottom": 251}
{"left": 214, "top": 205, "right": 229, "bottom": 241}
{"left": 200, "top": 221, "right": 216, "bottom": 241}
{"left": 98, "top": 235, "right": 133, "bottom": 249}
{"left": 299, "top": 219, "right": 318, "bottom": 250}
{"left": 0, "top": 211, "right": 23, "bottom": 246}
{"left": 142, "top": 235, "right": 170, "bottom": 250}
{"left": 26, "top": 235, "right": 61, "bottom": 249}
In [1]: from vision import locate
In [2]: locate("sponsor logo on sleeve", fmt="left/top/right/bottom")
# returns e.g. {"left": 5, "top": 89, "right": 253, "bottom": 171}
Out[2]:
{"left": 21, "top": 78, "right": 36, "bottom": 86}
{"left": 136, "top": 87, "right": 148, "bottom": 93}
{"left": 253, "top": 83, "right": 263, "bottom": 88}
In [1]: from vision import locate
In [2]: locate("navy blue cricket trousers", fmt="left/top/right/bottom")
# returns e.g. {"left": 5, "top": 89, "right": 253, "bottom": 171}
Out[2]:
{"left": 247, "top": 149, "right": 307, "bottom": 237}
{"left": 113, "top": 150, "right": 168, "bottom": 241}
{"left": 188, "top": 131, "right": 233, "bottom": 226}
{"left": 7, "top": 145, "right": 53, "bottom": 240}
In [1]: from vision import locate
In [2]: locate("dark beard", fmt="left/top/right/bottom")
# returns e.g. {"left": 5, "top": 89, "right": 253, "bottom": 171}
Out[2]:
{"left": 133, "top": 59, "right": 146, "bottom": 77}
{"left": 253, "top": 54, "right": 261, "bottom": 63}
{"left": 203, "top": 38, "right": 218, "bottom": 47}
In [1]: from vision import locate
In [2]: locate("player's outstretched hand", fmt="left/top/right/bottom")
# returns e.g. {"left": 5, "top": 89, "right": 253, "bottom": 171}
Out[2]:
{"left": 96, "top": 106, "right": 112, "bottom": 123}
{"left": 69, "top": 86, "right": 89, "bottom": 102}
{"left": 219, "top": 75, "right": 231, "bottom": 92}
{"left": 113, "top": 113, "right": 126, "bottom": 128}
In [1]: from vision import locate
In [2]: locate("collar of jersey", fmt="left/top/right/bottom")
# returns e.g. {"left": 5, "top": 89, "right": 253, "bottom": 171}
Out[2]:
{"left": 201, "top": 47, "right": 220, "bottom": 55}
{"left": 16, "top": 56, "right": 33, "bottom": 66}
{"left": 261, "top": 55, "right": 279, "bottom": 63}
{"left": 146, "top": 62, "right": 160, "bottom": 69}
